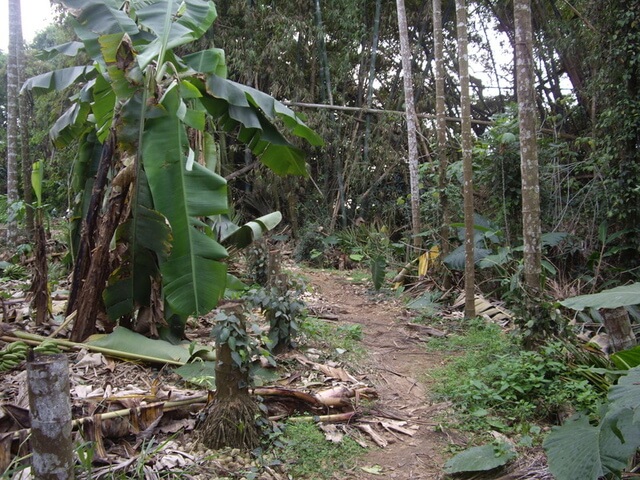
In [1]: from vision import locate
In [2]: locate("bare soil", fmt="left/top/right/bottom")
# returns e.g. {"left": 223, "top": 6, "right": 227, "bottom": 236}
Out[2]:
{"left": 302, "top": 269, "right": 451, "bottom": 479}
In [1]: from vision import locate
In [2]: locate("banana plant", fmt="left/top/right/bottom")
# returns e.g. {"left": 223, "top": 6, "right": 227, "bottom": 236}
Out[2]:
{"left": 23, "top": 0, "right": 322, "bottom": 341}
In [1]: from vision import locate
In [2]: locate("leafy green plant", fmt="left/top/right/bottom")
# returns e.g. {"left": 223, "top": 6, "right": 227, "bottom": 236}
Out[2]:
{"left": 429, "top": 324, "right": 606, "bottom": 433}
{"left": 245, "top": 282, "right": 305, "bottom": 354}
{"left": 211, "top": 308, "right": 274, "bottom": 377}
{"left": 544, "top": 365, "right": 640, "bottom": 480}
{"left": 24, "top": 0, "right": 322, "bottom": 342}
{"left": 0, "top": 263, "right": 28, "bottom": 280}
{"left": 335, "top": 225, "right": 401, "bottom": 290}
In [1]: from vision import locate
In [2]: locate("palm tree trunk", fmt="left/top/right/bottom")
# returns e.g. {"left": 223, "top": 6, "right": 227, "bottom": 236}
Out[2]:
{"left": 515, "top": 0, "right": 541, "bottom": 293}
{"left": 396, "top": 0, "right": 422, "bottom": 249}
{"left": 18, "top": 29, "right": 34, "bottom": 235}
{"left": 6, "top": 0, "right": 22, "bottom": 244}
{"left": 455, "top": 0, "right": 476, "bottom": 318}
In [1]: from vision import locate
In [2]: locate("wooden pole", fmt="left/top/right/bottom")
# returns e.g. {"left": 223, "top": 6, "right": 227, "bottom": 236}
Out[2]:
{"left": 27, "top": 353, "right": 74, "bottom": 479}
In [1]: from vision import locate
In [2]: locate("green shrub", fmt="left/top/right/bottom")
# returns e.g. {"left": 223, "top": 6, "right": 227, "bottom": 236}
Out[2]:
{"left": 429, "top": 323, "right": 606, "bottom": 433}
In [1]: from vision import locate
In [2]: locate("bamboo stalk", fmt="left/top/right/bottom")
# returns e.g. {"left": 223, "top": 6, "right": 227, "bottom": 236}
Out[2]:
{"left": 286, "top": 412, "right": 356, "bottom": 424}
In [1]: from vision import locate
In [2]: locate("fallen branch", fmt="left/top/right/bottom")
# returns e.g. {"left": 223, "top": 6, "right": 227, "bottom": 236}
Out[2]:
{"left": 2, "top": 395, "right": 209, "bottom": 441}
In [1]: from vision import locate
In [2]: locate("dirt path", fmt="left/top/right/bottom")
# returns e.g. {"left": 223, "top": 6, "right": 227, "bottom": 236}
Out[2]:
{"left": 303, "top": 270, "right": 449, "bottom": 479}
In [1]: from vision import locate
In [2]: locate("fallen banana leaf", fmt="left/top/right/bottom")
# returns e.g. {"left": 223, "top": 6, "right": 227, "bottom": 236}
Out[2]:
{"left": 86, "top": 327, "right": 214, "bottom": 364}
{"left": 9, "top": 329, "right": 215, "bottom": 366}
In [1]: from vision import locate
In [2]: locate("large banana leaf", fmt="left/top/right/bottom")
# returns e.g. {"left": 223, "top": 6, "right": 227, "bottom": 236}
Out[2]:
{"left": 202, "top": 75, "right": 323, "bottom": 175}
{"left": 220, "top": 212, "right": 283, "bottom": 249}
{"left": 560, "top": 283, "right": 640, "bottom": 311}
{"left": 134, "top": 0, "right": 217, "bottom": 69}
{"left": 21, "top": 65, "right": 96, "bottom": 94}
{"left": 143, "top": 89, "right": 229, "bottom": 316}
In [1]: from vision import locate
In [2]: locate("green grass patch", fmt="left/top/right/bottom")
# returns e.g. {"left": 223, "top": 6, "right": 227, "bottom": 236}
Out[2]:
{"left": 278, "top": 421, "right": 365, "bottom": 479}
{"left": 300, "top": 316, "right": 365, "bottom": 360}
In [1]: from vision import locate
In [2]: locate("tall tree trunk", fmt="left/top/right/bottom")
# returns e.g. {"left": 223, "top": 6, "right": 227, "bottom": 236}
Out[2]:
{"left": 433, "top": 0, "right": 451, "bottom": 287}
{"left": 455, "top": 0, "right": 476, "bottom": 318}
{"left": 363, "top": 0, "right": 382, "bottom": 167}
{"left": 314, "top": 0, "right": 345, "bottom": 230}
{"left": 515, "top": 0, "right": 541, "bottom": 294}
{"left": 396, "top": 0, "right": 422, "bottom": 249}
{"left": 18, "top": 30, "right": 34, "bottom": 235}
{"left": 6, "top": 0, "right": 22, "bottom": 244}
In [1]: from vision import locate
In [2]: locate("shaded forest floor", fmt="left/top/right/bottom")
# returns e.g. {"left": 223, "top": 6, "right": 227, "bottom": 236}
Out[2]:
{"left": 0, "top": 264, "right": 495, "bottom": 479}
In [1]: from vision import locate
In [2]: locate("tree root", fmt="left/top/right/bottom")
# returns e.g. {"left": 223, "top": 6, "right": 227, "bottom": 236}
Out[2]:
{"left": 198, "top": 396, "right": 261, "bottom": 451}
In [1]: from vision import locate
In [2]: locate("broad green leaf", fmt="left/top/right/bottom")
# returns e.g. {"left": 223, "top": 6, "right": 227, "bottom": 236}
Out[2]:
{"left": 478, "top": 246, "right": 512, "bottom": 269}
{"left": 202, "top": 75, "right": 320, "bottom": 175}
{"left": 260, "top": 144, "right": 307, "bottom": 176}
{"left": 174, "top": 361, "right": 217, "bottom": 388}
{"left": 541, "top": 232, "right": 568, "bottom": 247}
{"left": 183, "top": 48, "right": 227, "bottom": 76}
{"left": 92, "top": 75, "right": 117, "bottom": 142}
{"left": 599, "top": 408, "right": 640, "bottom": 475}
{"left": 60, "top": 0, "right": 139, "bottom": 35}
{"left": 444, "top": 443, "right": 516, "bottom": 474}
{"left": 544, "top": 414, "right": 604, "bottom": 480}
{"left": 611, "top": 347, "right": 640, "bottom": 370}
{"left": 544, "top": 405, "right": 640, "bottom": 480}
{"left": 50, "top": 101, "right": 92, "bottom": 148}
{"left": 608, "top": 366, "right": 640, "bottom": 413}
{"left": 21, "top": 65, "right": 96, "bottom": 94}
{"left": 99, "top": 33, "right": 139, "bottom": 100}
{"left": 87, "top": 326, "right": 205, "bottom": 364}
{"left": 135, "top": 0, "right": 217, "bottom": 69}
{"left": 221, "top": 212, "right": 283, "bottom": 249}
{"left": 38, "top": 41, "right": 85, "bottom": 59}
{"left": 560, "top": 283, "right": 640, "bottom": 311}
{"left": 444, "top": 244, "right": 492, "bottom": 271}
{"left": 143, "top": 92, "right": 229, "bottom": 317}
{"left": 103, "top": 204, "right": 172, "bottom": 320}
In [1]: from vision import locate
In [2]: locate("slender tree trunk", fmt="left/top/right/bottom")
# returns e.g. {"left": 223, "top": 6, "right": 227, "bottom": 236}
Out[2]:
{"left": 314, "top": 0, "right": 345, "bottom": 230}
{"left": 514, "top": 0, "right": 541, "bottom": 293}
{"left": 433, "top": 0, "right": 451, "bottom": 287}
{"left": 18, "top": 31, "right": 34, "bottom": 235}
{"left": 396, "top": 0, "right": 422, "bottom": 249}
{"left": 455, "top": 0, "right": 476, "bottom": 318}
{"left": 6, "top": 0, "right": 22, "bottom": 244}
{"left": 363, "top": 0, "right": 382, "bottom": 167}
{"left": 314, "top": 0, "right": 333, "bottom": 106}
